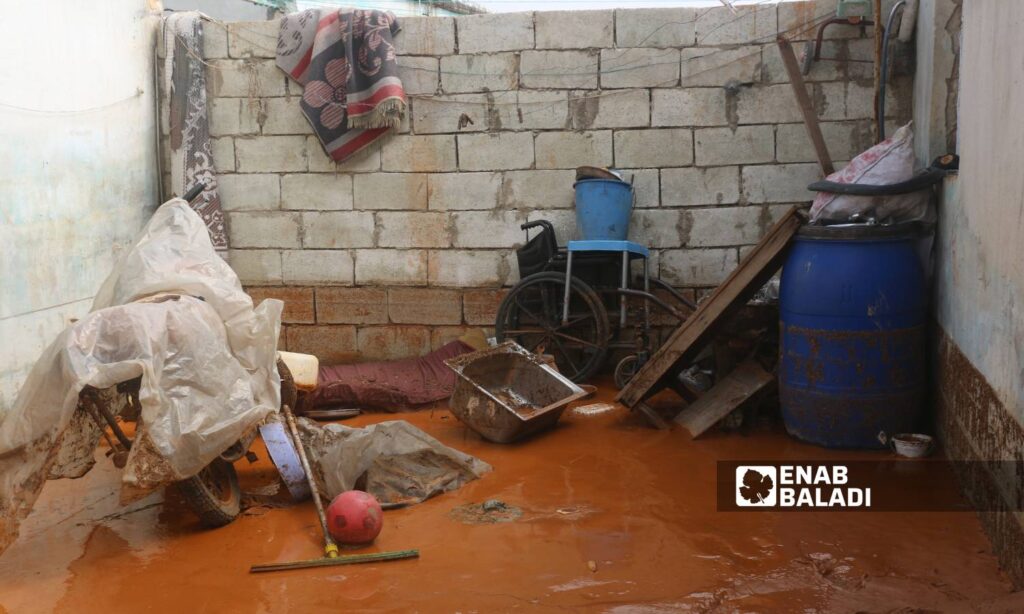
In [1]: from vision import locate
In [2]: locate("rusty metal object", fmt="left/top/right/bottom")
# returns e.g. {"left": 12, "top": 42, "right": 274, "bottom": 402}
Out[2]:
{"left": 779, "top": 324, "right": 926, "bottom": 448}
{"left": 445, "top": 342, "right": 588, "bottom": 443}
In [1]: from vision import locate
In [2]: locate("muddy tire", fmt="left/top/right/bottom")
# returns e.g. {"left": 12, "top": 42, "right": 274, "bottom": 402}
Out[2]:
{"left": 176, "top": 458, "right": 241, "bottom": 528}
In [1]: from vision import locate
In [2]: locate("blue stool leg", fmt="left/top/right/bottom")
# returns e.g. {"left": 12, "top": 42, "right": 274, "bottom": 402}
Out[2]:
{"left": 643, "top": 257, "right": 651, "bottom": 347}
{"left": 620, "top": 251, "right": 628, "bottom": 329}
{"left": 562, "top": 251, "right": 573, "bottom": 325}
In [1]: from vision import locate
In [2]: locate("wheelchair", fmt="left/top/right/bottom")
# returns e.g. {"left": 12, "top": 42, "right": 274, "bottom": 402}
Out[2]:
{"left": 495, "top": 220, "right": 697, "bottom": 385}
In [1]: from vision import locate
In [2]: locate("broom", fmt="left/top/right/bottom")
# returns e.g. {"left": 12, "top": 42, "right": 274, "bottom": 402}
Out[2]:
{"left": 249, "top": 405, "right": 419, "bottom": 573}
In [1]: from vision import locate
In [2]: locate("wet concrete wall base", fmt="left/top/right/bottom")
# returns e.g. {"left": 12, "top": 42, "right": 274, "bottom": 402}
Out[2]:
{"left": 935, "top": 325, "right": 1024, "bottom": 588}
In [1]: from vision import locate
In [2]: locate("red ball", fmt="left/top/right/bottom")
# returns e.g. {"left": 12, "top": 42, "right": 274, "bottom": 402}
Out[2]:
{"left": 326, "top": 490, "right": 383, "bottom": 545}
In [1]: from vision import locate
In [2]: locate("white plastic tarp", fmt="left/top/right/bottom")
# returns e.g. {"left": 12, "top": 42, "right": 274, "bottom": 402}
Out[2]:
{"left": 0, "top": 200, "right": 282, "bottom": 554}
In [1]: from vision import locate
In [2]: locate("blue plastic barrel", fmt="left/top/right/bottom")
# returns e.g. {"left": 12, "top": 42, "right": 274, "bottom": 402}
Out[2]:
{"left": 779, "top": 224, "right": 927, "bottom": 448}
{"left": 574, "top": 179, "right": 633, "bottom": 240}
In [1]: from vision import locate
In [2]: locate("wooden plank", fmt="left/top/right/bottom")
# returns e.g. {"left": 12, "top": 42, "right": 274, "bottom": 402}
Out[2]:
{"left": 616, "top": 206, "right": 803, "bottom": 410}
{"left": 635, "top": 402, "right": 671, "bottom": 431}
{"left": 673, "top": 359, "right": 774, "bottom": 438}
{"left": 777, "top": 37, "right": 835, "bottom": 176}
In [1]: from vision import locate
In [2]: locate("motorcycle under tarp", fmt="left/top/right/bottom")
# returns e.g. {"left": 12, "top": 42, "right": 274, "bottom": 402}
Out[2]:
{"left": 0, "top": 200, "right": 282, "bottom": 554}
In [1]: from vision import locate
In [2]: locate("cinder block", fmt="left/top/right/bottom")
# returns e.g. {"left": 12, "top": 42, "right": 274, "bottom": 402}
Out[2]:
{"left": 411, "top": 93, "right": 513, "bottom": 134}
{"left": 569, "top": 89, "right": 650, "bottom": 129}
{"left": 208, "top": 59, "right": 286, "bottom": 97}
{"left": 227, "top": 20, "right": 279, "bottom": 58}
{"left": 847, "top": 79, "right": 907, "bottom": 120}
{"left": 615, "top": 7, "right": 698, "bottom": 47}
{"left": 316, "top": 287, "right": 388, "bottom": 324}
{"left": 441, "top": 53, "right": 518, "bottom": 94}
{"left": 246, "top": 286, "right": 315, "bottom": 323}
{"left": 535, "top": 131, "right": 612, "bottom": 169}
{"left": 600, "top": 48, "right": 680, "bottom": 88}
{"left": 521, "top": 50, "right": 597, "bottom": 89}
{"left": 651, "top": 88, "right": 727, "bottom": 127}
{"left": 262, "top": 97, "right": 312, "bottom": 135}
{"left": 451, "top": 210, "right": 526, "bottom": 248}
{"left": 227, "top": 212, "right": 301, "bottom": 248}
{"left": 499, "top": 170, "right": 576, "bottom": 209}
{"left": 203, "top": 20, "right": 229, "bottom": 59}
{"left": 812, "top": 82, "right": 846, "bottom": 120}
{"left": 209, "top": 98, "right": 241, "bottom": 136}
{"left": 236, "top": 136, "right": 307, "bottom": 172}
{"left": 397, "top": 56, "right": 439, "bottom": 96}
{"left": 282, "top": 250, "right": 355, "bottom": 285}
{"left": 428, "top": 172, "right": 502, "bottom": 210}
{"left": 281, "top": 174, "right": 353, "bottom": 210}
{"left": 630, "top": 168, "right": 660, "bottom": 208}
{"left": 762, "top": 39, "right": 874, "bottom": 84}
{"left": 457, "top": 12, "right": 533, "bottom": 54}
{"left": 286, "top": 325, "right": 357, "bottom": 364}
{"left": 775, "top": 121, "right": 873, "bottom": 163}
{"left": 356, "top": 326, "right": 431, "bottom": 360}
{"left": 388, "top": 288, "right": 462, "bottom": 324}
{"left": 428, "top": 250, "right": 506, "bottom": 287}
{"left": 629, "top": 209, "right": 691, "bottom": 248}
{"left": 463, "top": 289, "right": 508, "bottom": 325}
{"left": 353, "top": 173, "right": 428, "bottom": 210}
{"left": 457, "top": 133, "right": 534, "bottom": 171}
{"left": 736, "top": 84, "right": 804, "bottom": 124}
{"left": 381, "top": 135, "right": 457, "bottom": 172}
{"left": 660, "top": 248, "right": 738, "bottom": 286}
{"left": 680, "top": 46, "right": 762, "bottom": 88}
{"left": 431, "top": 326, "right": 480, "bottom": 350}
{"left": 394, "top": 16, "right": 456, "bottom": 55}
{"left": 661, "top": 166, "right": 740, "bottom": 207}
{"left": 694, "top": 126, "right": 774, "bottom": 166}
{"left": 377, "top": 211, "right": 451, "bottom": 248}
{"left": 695, "top": 5, "right": 777, "bottom": 45}
{"left": 219, "top": 174, "right": 279, "bottom": 211}
{"left": 212, "top": 137, "right": 235, "bottom": 171}
{"left": 535, "top": 10, "right": 613, "bottom": 49}
{"left": 686, "top": 205, "right": 777, "bottom": 247}
{"left": 354, "top": 249, "right": 427, "bottom": 285}
{"left": 614, "top": 128, "right": 693, "bottom": 168}
{"left": 302, "top": 212, "right": 375, "bottom": 249}
{"left": 514, "top": 90, "right": 570, "bottom": 130}
{"left": 526, "top": 209, "right": 577, "bottom": 243}
{"left": 228, "top": 249, "right": 282, "bottom": 284}
{"left": 741, "top": 163, "right": 820, "bottom": 203}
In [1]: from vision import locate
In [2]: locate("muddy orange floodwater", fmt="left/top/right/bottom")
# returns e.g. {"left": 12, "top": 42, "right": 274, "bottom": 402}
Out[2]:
{"left": 1, "top": 383, "right": 1021, "bottom": 613}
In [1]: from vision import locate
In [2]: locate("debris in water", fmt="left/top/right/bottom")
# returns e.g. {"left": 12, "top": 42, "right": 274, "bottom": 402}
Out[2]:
{"left": 573, "top": 402, "right": 617, "bottom": 416}
{"left": 587, "top": 560, "right": 597, "bottom": 572}
{"left": 449, "top": 500, "right": 523, "bottom": 524}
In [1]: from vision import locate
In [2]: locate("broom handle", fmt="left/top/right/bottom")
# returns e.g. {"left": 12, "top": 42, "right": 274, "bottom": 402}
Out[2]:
{"left": 282, "top": 404, "right": 339, "bottom": 558}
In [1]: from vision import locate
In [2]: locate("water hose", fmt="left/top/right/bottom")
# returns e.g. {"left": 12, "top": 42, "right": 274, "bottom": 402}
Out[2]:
{"left": 878, "top": 0, "right": 908, "bottom": 141}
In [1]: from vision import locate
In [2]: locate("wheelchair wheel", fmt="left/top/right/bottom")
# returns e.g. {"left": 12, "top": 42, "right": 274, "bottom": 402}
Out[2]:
{"left": 495, "top": 272, "right": 609, "bottom": 383}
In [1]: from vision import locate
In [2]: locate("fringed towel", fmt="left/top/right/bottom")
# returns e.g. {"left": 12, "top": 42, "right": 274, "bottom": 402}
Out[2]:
{"left": 277, "top": 9, "right": 406, "bottom": 163}
{"left": 163, "top": 12, "right": 228, "bottom": 254}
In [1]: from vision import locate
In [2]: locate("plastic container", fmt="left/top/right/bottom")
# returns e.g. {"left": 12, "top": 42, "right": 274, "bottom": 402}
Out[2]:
{"left": 779, "top": 224, "right": 927, "bottom": 448}
{"left": 574, "top": 179, "right": 633, "bottom": 240}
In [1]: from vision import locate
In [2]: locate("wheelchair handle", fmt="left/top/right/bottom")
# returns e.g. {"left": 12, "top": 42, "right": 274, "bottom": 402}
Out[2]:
{"left": 521, "top": 220, "right": 554, "bottom": 234}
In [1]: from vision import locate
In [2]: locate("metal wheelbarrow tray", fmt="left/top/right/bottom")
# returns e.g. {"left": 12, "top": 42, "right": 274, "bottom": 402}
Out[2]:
{"left": 445, "top": 342, "right": 588, "bottom": 443}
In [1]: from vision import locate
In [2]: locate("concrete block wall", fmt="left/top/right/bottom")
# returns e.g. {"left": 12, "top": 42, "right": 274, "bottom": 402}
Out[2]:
{"left": 160, "top": 1, "right": 913, "bottom": 360}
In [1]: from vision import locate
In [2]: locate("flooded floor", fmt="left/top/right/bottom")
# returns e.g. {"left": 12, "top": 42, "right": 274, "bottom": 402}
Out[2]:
{"left": 0, "top": 384, "right": 1021, "bottom": 613}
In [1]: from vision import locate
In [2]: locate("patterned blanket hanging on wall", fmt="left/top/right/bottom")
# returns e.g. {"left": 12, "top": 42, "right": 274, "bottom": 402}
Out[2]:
{"left": 276, "top": 9, "right": 406, "bottom": 163}
{"left": 164, "top": 12, "right": 228, "bottom": 254}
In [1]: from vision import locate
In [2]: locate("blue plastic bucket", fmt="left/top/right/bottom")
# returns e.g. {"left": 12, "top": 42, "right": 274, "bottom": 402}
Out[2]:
{"left": 574, "top": 179, "right": 633, "bottom": 240}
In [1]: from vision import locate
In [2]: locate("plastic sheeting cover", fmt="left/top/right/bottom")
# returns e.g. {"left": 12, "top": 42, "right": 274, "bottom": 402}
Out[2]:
{"left": 298, "top": 418, "right": 491, "bottom": 509}
{"left": 0, "top": 200, "right": 282, "bottom": 554}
